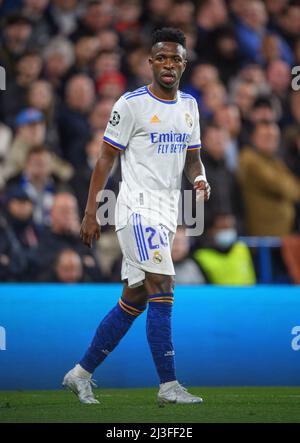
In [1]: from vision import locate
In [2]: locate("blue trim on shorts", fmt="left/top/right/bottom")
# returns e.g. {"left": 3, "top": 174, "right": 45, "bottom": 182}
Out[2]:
{"left": 137, "top": 214, "right": 149, "bottom": 260}
{"left": 133, "top": 214, "right": 144, "bottom": 261}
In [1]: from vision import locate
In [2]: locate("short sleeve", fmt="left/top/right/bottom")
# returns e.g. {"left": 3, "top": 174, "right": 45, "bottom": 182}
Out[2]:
{"left": 103, "top": 96, "right": 134, "bottom": 151}
{"left": 187, "top": 100, "right": 201, "bottom": 151}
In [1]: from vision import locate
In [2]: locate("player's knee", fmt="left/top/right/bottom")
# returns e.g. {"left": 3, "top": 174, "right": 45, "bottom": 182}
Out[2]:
{"left": 144, "top": 273, "right": 174, "bottom": 295}
{"left": 122, "top": 281, "right": 148, "bottom": 308}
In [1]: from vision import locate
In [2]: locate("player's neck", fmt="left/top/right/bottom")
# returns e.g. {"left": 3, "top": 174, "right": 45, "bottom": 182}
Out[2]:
{"left": 149, "top": 83, "right": 178, "bottom": 101}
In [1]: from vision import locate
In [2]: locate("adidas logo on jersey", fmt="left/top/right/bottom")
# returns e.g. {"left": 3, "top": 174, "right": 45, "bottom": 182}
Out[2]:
{"left": 150, "top": 115, "right": 161, "bottom": 123}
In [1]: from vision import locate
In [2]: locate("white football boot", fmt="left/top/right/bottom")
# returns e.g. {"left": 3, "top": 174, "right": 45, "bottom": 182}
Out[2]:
{"left": 158, "top": 381, "right": 203, "bottom": 405}
{"left": 62, "top": 368, "right": 100, "bottom": 404}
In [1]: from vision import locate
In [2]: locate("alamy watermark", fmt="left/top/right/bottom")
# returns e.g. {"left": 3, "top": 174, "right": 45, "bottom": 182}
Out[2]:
{"left": 0, "top": 66, "right": 6, "bottom": 91}
{"left": 291, "top": 66, "right": 300, "bottom": 91}
{"left": 96, "top": 186, "right": 205, "bottom": 236}
{"left": 0, "top": 326, "right": 6, "bottom": 351}
{"left": 291, "top": 326, "right": 300, "bottom": 351}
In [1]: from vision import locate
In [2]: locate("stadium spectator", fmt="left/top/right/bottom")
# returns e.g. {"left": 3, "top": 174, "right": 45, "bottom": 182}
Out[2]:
{"left": 114, "top": 0, "right": 143, "bottom": 49}
{"left": 0, "top": 212, "right": 28, "bottom": 282}
{"left": 235, "top": 63, "right": 269, "bottom": 95}
{"left": 171, "top": 226, "right": 205, "bottom": 285}
{"left": 3, "top": 108, "right": 46, "bottom": 181}
{"left": 36, "top": 192, "right": 103, "bottom": 281}
{"left": 201, "top": 81, "right": 227, "bottom": 121}
{"left": 71, "top": 36, "right": 100, "bottom": 76}
{"left": 39, "top": 248, "right": 88, "bottom": 283}
{"left": 283, "top": 127, "right": 300, "bottom": 231}
{"left": 264, "top": 0, "right": 288, "bottom": 23}
{"left": 89, "top": 98, "right": 114, "bottom": 133}
{"left": 3, "top": 186, "right": 40, "bottom": 280}
{"left": 260, "top": 34, "right": 281, "bottom": 66}
{"left": 3, "top": 108, "right": 72, "bottom": 184}
{"left": 193, "top": 213, "right": 256, "bottom": 285}
{"left": 0, "top": 50, "right": 43, "bottom": 125}
{"left": 93, "top": 51, "right": 122, "bottom": 84}
{"left": 0, "top": 13, "right": 33, "bottom": 76}
{"left": 206, "top": 25, "right": 240, "bottom": 86}
{"left": 69, "top": 133, "right": 101, "bottom": 218}
{"left": 233, "top": 0, "right": 293, "bottom": 65}
{"left": 195, "top": 0, "right": 228, "bottom": 62}
{"left": 141, "top": 0, "right": 172, "bottom": 36}
{"left": 286, "top": 91, "right": 300, "bottom": 135}
{"left": 266, "top": 60, "right": 291, "bottom": 123}
{"left": 213, "top": 103, "right": 242, "bottom": 172}
{"left": 167, "top": 0, "right": 195, "bottom": 29}
{"left": 239, "top": 121, "right": 300, "bottom": 236}
{"left": 57, "top": 74, "right": 94, "bottom": 167}
{"left": 277, "top": 3, "right": 300, "bottom": 50}
{"left": 183, "top": 63, "right": 219, "bottom": 105}
{"left": 45, "top": 0, "right": 80, "bottom": 37}
{"left": 6, "top": 145, "right": 63, "bottom": 226}
{"left": 126, "top": 47, "right": 153, "bottom": 89}
{"left": 284, "top": 128, "right": 300, "bottom": 180}
{"left": 43, "top": 36, "right": 75, "bottom": 93}
{"left": 97, "top": 29, "right": 120, "bottom": 52}
{"left": 0, "top": 122, "right": 12, "bottom": 189}
{"left": 249, "top": 95, "right": 279, "bottom": 124}
{"left": 200, "top": 123, "right": 242, "bottom": 229}
{"left": 26, "top": 80, "right": 61, "bottom": 155}
{"left": 239, "top": 95, "right": 280, "bottom": 147}
{"left": 21, "top": 0, "right": 52, "bottom": 49}
{"left": 96, "top": 71, "right": 126, "bottom": 100}
{"left": 294, "top": 37, "right": 300, "bottom": 66}
{"left": 231, "top": 80, "right": 258, "bottom": 120}
{"left": 182, "top": 25, "right": 198, "bottom": 66}
{"left": 70, "top": 0, "right": 114, "bottom": 42}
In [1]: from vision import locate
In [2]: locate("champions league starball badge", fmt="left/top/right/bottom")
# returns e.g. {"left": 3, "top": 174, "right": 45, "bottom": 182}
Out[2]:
{"left": 109, "top": 111, "right": 120, "bottom": 126}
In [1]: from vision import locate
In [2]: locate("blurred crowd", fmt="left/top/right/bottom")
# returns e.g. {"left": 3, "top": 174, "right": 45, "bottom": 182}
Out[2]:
{"left": 0, "top": 0, "right": 300, "bottom": 284}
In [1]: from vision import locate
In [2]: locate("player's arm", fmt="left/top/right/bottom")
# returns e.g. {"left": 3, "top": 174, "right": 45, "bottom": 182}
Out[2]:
{"left": 184, "top": 149, "right": 211, "bottom": 202}
{"left": 80, "top": 142, "right": 119, "bottom": 247}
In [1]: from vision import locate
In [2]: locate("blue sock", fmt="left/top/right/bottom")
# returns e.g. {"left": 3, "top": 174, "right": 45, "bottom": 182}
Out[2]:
{"left": 146, "top": 293, "right": 176, "bottom": 384}
{"left": 79, "top": 297, "right": 146, "bottom": 373}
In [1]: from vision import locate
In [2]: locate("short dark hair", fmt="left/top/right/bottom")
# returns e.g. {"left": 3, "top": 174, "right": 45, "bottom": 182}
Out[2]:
{"left": 151, "top": 27, "right": 186, "bottom": 48}
{"left": 252, "top": 96, "right": 273, "bottom": 110}
{"left": 251, "top": 120, "right": 277, "bottom": 135}
{"left": 4, "top": 13, "right": 32, "bottom": 27}
{"left": 26, "top": 145, "right": 50, "bottom": 161}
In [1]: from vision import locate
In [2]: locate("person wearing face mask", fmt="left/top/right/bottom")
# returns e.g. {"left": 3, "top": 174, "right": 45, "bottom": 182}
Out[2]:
{"left": 193, "top": 213, "right": 256, "bottom": 285}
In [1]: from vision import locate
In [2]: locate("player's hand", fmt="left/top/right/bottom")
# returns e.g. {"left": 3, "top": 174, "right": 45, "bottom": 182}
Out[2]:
{"left": 80, "top": 213, "right": 100, "bottom": 248}
{"left": 194, "top": 176, "right": 211, "bottom": 202}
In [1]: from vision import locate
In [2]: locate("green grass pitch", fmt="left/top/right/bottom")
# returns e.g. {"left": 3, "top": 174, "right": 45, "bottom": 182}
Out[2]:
{"left": 0, "top": 387, "right": 300, "bottom": 423}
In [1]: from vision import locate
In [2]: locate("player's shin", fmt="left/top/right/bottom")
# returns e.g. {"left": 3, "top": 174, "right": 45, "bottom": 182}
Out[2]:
{"left": 146, "top": 293, "right": 176, "bottom": 383}
{"left": 79, "top": 298, "right": 146, "bottom": 373}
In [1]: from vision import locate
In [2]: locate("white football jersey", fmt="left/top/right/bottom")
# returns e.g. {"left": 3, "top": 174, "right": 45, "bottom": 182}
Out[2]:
{"left": 103, "top": 85, "right": 201, "bottom": 232}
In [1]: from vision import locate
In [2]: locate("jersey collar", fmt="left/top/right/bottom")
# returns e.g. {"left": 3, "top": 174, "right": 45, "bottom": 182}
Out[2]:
{"left": 146, "top": 85, "right": 178, "bottom": 104}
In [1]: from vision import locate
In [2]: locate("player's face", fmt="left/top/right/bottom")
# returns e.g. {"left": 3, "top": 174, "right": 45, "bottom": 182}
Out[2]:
{"left": 149, "top": 42, "right": 187, "bottom": 89}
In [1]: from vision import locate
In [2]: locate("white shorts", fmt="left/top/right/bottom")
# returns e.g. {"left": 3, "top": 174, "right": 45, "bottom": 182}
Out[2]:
{"left": 117, "top": 212, "right": 175, "bottom": 288}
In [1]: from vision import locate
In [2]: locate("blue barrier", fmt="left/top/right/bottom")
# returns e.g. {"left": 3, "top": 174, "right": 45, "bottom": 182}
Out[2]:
{"left": 239, "top": 236, "right": 282, "bottom": 284}
{"left": 0, "top": 284, "right": 300, "bottom": 390}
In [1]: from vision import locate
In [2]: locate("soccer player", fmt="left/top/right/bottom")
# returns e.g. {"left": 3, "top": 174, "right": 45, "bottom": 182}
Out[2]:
{"left": 63, "top": 28, "right": 211, "bottom": 405}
